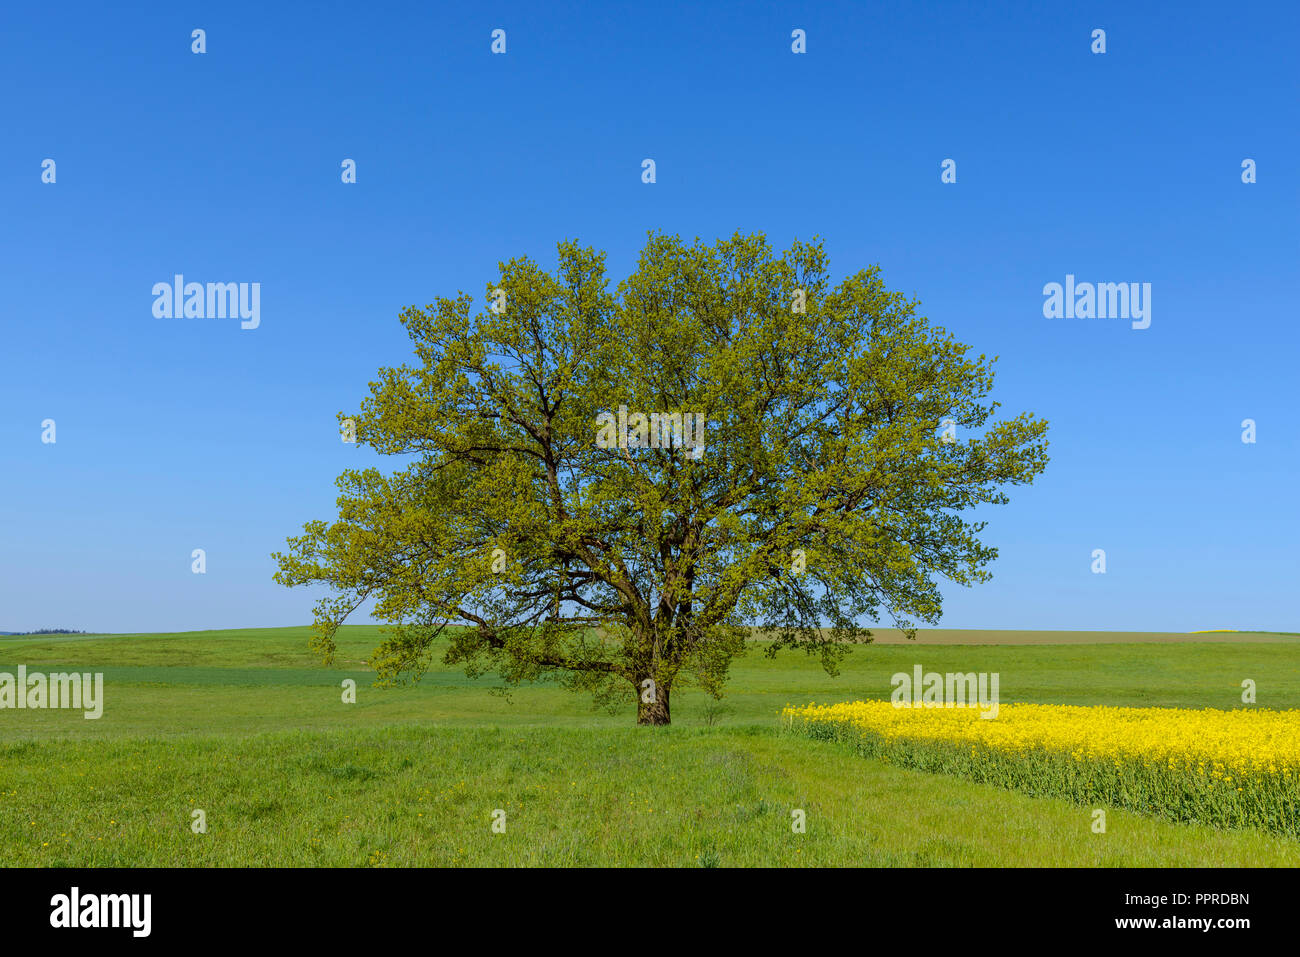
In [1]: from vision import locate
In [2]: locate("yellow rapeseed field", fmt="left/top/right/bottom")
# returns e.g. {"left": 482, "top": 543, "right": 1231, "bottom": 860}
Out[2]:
{"left": 783, "top": 701, "right": 1300, "bottom": 776}
{"left": 783, "top": 701, "right": 1300, "bottom": 835}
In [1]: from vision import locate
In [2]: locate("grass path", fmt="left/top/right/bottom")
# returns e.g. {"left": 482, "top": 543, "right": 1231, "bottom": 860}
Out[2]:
{"left": 3, "top": 726, "right": 1298, "bottom": 867}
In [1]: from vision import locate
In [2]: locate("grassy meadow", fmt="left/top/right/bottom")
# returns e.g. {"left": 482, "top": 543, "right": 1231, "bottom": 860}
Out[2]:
{"left": 2, "top": 626, "right": 1298, "bottom": 866}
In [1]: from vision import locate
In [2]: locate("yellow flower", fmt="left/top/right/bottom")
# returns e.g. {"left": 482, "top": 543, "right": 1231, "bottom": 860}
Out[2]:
{"left": 782, "top": 700, "right": 1300, "bottom": 783}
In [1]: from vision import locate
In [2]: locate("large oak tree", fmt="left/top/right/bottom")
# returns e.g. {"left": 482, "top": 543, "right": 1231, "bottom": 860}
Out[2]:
{"left": 273, "top": 232, "right": 1048, "bottom": 724}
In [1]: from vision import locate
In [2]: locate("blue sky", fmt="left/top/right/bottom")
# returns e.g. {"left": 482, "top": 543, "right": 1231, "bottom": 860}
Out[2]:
{"left": 3, "top": 1, "right": 1296, "bottom": 634}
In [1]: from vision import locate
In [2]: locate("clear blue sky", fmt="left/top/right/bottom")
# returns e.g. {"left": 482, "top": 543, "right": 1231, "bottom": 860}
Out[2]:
{"left": 3, "top": 1, "right": 1296, "bottom": 634}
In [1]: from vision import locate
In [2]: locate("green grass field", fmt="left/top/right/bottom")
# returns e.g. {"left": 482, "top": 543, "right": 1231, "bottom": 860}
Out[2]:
{"left": 2, "top": 626, "right": 1298, "bottom": 866}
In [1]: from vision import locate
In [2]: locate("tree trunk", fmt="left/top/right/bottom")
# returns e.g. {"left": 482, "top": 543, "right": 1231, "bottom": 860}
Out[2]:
{"left": 636, "top": 678, "right": 671, "bottom": 726}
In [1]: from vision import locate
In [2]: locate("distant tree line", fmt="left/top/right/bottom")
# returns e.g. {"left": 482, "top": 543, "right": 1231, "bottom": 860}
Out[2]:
{"left": 0, "top": 628, "right": 91, "bottom": 636}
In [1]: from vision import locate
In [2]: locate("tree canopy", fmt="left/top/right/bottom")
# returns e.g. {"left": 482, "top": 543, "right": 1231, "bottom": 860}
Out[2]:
{"left": 273, "top": 231, "right": 1049, "bottom": 724}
